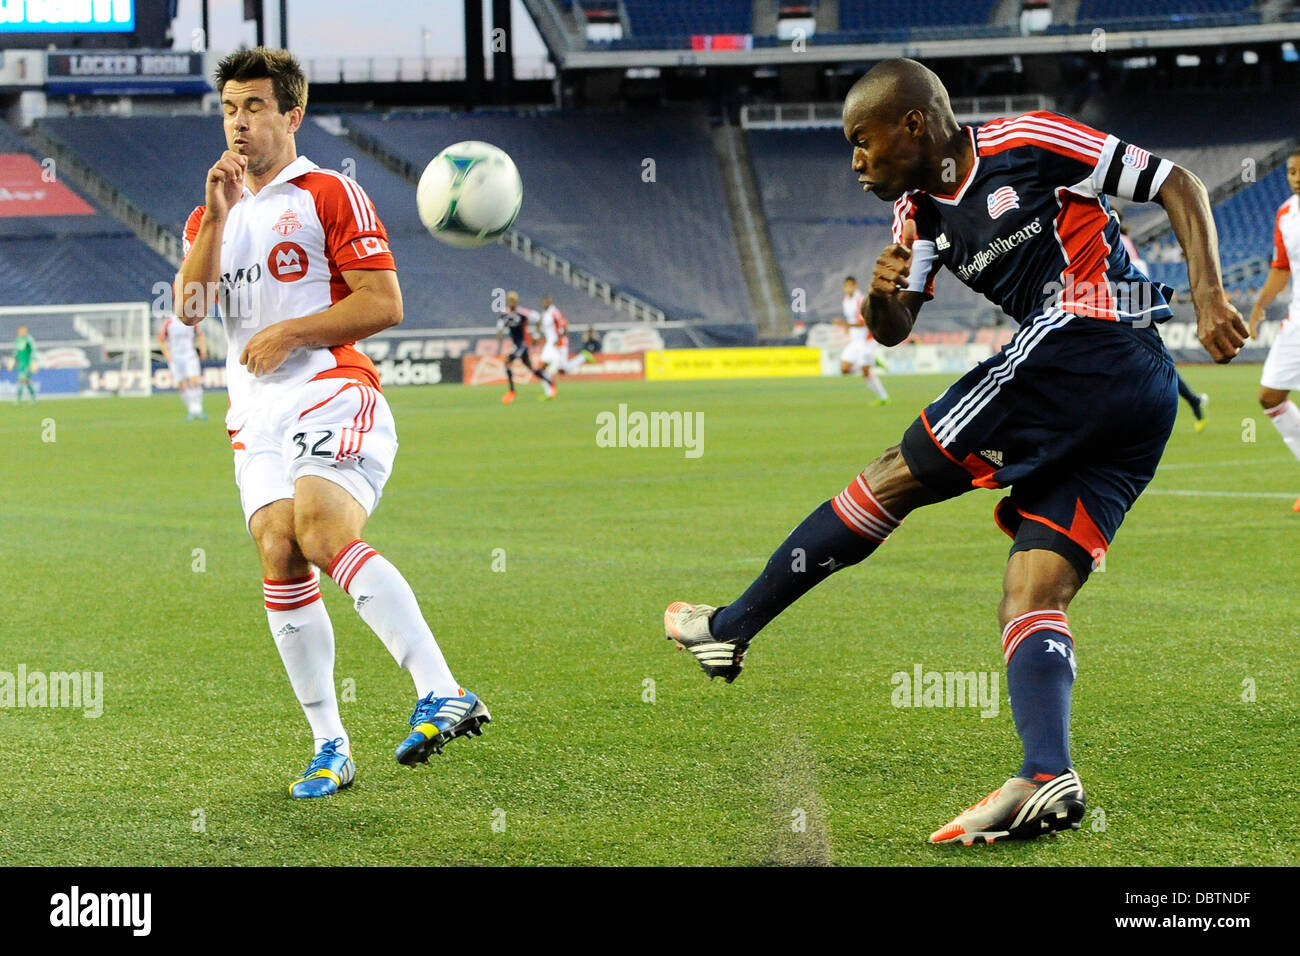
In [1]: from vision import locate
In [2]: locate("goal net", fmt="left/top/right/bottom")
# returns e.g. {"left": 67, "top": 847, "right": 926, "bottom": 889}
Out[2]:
{"left": 0, "top": 302, "right": 154, "bottom": 398}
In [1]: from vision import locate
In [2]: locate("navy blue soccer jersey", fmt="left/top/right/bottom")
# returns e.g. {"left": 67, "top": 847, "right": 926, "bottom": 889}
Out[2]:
{"left": 497, "top": 307, "right": 535, "bottom": 348}
{"left": 895, "top": 111, "right": 1176, "bottom": 326}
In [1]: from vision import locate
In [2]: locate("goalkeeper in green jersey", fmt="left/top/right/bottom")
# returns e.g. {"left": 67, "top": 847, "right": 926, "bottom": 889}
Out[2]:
{"left": 11, "top": 326, "right": 37, "bottom": 405}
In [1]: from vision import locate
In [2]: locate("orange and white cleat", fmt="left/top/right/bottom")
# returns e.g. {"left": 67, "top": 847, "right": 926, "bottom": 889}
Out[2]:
{"left": 929, "top": 769, "right": 1086, "bottom": 846}
{"left": 663, "top": 601, "right": 747, "bottom": 683}
{"left": 501, "top": 390, "right": 516, "bottom": 405}
{"left": 1292, "top": 495, "right": 1300, "bottom": 513}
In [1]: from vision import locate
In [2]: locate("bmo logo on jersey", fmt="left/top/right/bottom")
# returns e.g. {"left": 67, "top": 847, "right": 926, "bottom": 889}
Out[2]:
{"left": 268, "top": 241, "right": 309, "bottom": 282}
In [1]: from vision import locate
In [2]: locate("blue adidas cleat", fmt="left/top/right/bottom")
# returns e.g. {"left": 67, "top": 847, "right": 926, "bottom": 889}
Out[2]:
{"left": 395, "top": 690, "right": 490, "bottom": 765}
{"left": 289, "top": 738, "right": 355, "bottom": 799}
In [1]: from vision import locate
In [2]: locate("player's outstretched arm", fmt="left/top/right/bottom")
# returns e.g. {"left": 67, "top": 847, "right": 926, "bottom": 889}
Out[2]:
{"left": 240, "top": 269, "right": 402, "bottom": 376}
{"left": 863, "top": 220, "right": 924, "bottom": 346}
{"left": 1157, "top": 165, "right": 1248, "bottom": 363}
{"left": 1249, "top": 268, "right": 1290, "bottom": 338}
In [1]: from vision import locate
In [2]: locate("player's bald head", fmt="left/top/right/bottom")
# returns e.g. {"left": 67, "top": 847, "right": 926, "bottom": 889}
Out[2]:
{"left": 844, "top": 59, "right": 952, "bottom": 127}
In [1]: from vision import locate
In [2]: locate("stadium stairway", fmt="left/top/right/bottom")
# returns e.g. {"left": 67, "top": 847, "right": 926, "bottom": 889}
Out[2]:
{"left": 712, "top": 123, "right": 788, "bottom": 338}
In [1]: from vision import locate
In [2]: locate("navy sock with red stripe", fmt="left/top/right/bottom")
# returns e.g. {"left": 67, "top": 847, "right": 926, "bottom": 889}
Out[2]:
{"left": 1003, "top": 610, "right": 1076, "bottom": 779}
{"left": 709, "top": 474, "right": 901, "bottom": 645}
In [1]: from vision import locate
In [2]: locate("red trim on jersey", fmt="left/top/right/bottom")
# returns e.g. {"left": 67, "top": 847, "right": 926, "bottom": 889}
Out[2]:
{"left": 977, "top": 112, "right": 1105, "bottom": 165}
{"left": 181, "top": 205, "right": 205, "bottom": 260}
{"left": 1274, "top": 201, "right": 1291, "bottom": 271}
{"left": 312, "top": 346, "right": 381, "bottom": 390}
{"left": 1053, "top": 188, "right": 1116, "bottom": 320}
{"left": 293, "top": 170, "right": 396, "bottom": 272}
{"left": 930, "top": 127, "right": 980, "bottom": 201}
{"left": 891, "top": 193, "right": 916, "bottom": 243}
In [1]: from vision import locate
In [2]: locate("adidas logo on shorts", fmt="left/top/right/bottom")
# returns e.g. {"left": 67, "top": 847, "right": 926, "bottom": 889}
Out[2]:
{"left": 980, "top": 449, "right": 1004, "bottom": 467}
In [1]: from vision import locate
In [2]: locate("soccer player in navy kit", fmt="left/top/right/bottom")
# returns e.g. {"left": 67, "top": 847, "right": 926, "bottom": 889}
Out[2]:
{"left": 496, "top": 290, "right": 553, "bottom": 404}
{"left": 664, "top": 59, "right": 1247, "bottom": 845}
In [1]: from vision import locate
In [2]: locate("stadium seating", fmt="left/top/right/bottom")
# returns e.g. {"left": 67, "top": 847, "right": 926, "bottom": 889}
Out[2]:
{"left": 1141, "top": 164, "right": 1289, "bottom": 291}
{"left": 747, "top": 127, "right": 989, "bottom": 326}
{"left": 0, "top": 119, "right": 176, "bottom": 307}
{"left": 345, "top": 110, "right": 750, "bottom": 322}
{"left": 34, "top": 115, "right": 625, "bottom": 328}
{"left": 838, "top": 0, "right": 996, "bottom": 31}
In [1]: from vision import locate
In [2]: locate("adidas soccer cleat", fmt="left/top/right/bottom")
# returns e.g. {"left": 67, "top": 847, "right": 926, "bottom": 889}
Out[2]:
{"left": 929, "top": 769, "right": 1086, "bottom": 846}
{"left": 395, "top": 690, "right": 490, "bottom": 765}
{"left": 663, "top": 601, "right": 748, "bottom": 682}
{"left": 289, "top": 738, "right": 355, "bottom": 799}
{"left": 1195, "top": 392, "right": 1209, "bottom": 433}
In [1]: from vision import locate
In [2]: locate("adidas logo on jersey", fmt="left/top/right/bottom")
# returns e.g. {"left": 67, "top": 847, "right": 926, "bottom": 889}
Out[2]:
{"left": 936, "top": 233, "right": 950, "bottom": 250}
{"left": 979, "top": 449, "right": 1004, "bottom": 467}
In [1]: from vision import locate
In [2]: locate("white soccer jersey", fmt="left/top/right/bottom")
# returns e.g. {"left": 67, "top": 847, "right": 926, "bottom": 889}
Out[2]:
{"left": 181, "top": 155, "right": 394, "bottom": 430}
{"left": 540, "top": 304, "right": 569, "bottom": 349}
{"left": 1272, "top": 194, "right": 1300, "bottom": 320}
{"left": 842, "top": 289, "right": 868, "bottom": 344}
{"left": 159, "top": 316, "right": 199, "bottom": 361}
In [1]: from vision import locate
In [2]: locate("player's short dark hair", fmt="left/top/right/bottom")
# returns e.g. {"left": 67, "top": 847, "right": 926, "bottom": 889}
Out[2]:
{"left": 1289, "top": 147, "right": 1300, "bottom": 162}
{"left": 215, "top": 47, "right": 308, "bottom": 115}
{"left": 845, "top": 275, "right": 856, "bottom": 283}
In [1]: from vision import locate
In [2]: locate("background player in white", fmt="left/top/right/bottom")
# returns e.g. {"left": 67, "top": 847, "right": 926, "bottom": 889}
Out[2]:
{"left": 538, "top": 295, "right": 592, "bottom": 396}
{"left": 174, "top": 47, "right": 488, "bottom": 799}
{"left": 834, "top": 275, "right": 890, "bottom": 403}
{"left": 158, "top": 315, "right": 208, "bottom": 420}
{"left": 1249, "top": 149, "right": 1300, "bottom": 508}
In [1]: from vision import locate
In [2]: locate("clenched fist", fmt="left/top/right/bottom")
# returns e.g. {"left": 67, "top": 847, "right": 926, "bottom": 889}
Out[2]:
{"left": 870, "top": 218, "right": 916, "bottom": 298}
{"left": 205, "top": 150, "right": 247, "bottom": 220}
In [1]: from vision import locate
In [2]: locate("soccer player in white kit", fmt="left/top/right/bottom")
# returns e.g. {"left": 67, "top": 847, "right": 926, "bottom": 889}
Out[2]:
{"left": 835, "top": 276, "right": 890, "bottom": 403}
{"left": 1249, "top": 150, "right": 1300, "bottom": 509}
{"left": 538, "top": 295, "right": 592, "bottom": 396}
{"left": 158, "top": 315, "right": 208, "bottom": 420}
{"left": 175, "top": 48, "right": 488, "bottom": 799}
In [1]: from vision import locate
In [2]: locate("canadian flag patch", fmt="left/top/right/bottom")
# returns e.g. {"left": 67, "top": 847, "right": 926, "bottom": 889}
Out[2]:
{"left": 350, "top": 236, "right": 390, "bottom": 259}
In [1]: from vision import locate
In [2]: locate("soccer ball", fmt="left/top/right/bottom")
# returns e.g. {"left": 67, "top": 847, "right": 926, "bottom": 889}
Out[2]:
{"left": 416, "top": 141, "right": 523, "bottom": 248}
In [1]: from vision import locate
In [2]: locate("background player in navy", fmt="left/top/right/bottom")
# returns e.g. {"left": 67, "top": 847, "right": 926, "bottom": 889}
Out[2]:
{"left": 664, "top": 59, "right": 1246, "bottom": 846}
{"left": 496, "top": 290, "right": 553, "bottom": 404}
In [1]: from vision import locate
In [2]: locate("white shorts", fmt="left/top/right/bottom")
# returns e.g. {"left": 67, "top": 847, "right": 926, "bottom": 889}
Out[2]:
{"left": 540, "top": 343, "right": 564, "bottom": 368}
{"left": 840, "top": 339, "right": 878, "bottom": 369}
{"left": 170, "top": 354, "right": 201, "bottom": 382}
{"left": 1260, "top": 319, "right": 1300, "bottom": 391}
{"left": 230, "top": 378, "right": 398, "bottom": 530}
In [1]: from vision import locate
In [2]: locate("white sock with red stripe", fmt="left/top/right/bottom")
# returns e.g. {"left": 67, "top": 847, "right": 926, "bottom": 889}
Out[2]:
{"left": 264, "top": 572, "right": 348, "bottom": 755}
{"left": 1266, "top": 400, "right": 1300, "bottom": 462}
{"left": 327, "top": 540, "right": 460, "bottom": 699}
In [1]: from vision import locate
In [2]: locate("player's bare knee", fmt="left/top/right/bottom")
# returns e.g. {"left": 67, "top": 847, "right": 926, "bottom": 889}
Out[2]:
{"left": 252, "top": 525, "right": 307, "bottom": 580}
{"left": 1259, "top": 388, "right": 1288, "bottom": 410}
{"left": 998, "top": 563, "right": 1079, "bottom": 628}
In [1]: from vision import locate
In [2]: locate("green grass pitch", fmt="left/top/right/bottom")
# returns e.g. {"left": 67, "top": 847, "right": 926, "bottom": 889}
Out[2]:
{"left": 2, "top": 363, "right": 1295, "bottom": 866}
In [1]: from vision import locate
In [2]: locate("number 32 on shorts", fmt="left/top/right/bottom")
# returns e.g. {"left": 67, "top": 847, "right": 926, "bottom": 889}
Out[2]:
{"left": 292, "top": 430, "right": 335, "bottom": 459}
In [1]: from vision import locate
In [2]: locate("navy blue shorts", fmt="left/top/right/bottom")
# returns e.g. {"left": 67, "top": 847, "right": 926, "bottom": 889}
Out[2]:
{"left": 900, "top": 310, "right": 1177, "bottom": 583}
